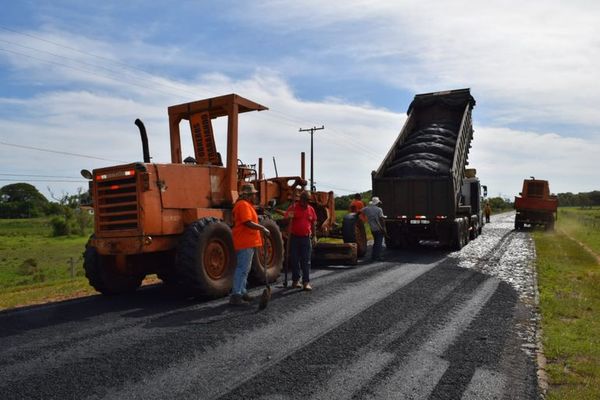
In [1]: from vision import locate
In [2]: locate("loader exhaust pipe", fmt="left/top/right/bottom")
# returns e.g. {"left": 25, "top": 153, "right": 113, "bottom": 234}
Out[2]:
{"left": 134, "top": 118, "right": 151, "bottom": 163}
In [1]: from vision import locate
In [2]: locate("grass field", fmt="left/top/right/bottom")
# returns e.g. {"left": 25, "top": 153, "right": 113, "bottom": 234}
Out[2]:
{"left": 0, "top": 217, "right": 94, "bottom": 309}
{"left": 533, "top": 207, "right": 600, "bottom": 399}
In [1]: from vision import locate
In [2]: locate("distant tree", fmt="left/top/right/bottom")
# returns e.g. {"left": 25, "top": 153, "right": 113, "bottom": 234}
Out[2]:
{"left": 0, "top": 183, "right": 49, "bottom": 218}
{"left": 335, "top": 190, "right": 371, "bottom": 212}
{"left": 487, "top": 196, "right": 513, "bottom": 211}
{"left": 47, "top": 187, "right": 93, "bottom": 236}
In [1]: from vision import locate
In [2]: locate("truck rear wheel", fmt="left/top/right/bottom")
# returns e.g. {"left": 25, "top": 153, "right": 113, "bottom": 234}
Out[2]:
{"left": 83, "top": 246, "right": 144, "bottom": 295}
{"left": 452, "top": 220, "right": 468, "bottom": 251}
{"left": 342, "top": 213, "right": 367, "bottom": 257}
{"left": 514, "top": 220, "right": 524, "bottom": 230}
{"left": 175, "top": 217, "right": 235, "bottom": 297}
{"left": 250, "top": 217, "right": 284, "bottom": 283}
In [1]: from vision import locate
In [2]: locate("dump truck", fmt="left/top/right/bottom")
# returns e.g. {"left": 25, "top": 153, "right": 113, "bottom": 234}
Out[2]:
{"left": 514, "top": 177, "right": 558, "bottom": 230}
{"left": 372, "top": 88, "right": 484, "bottom": 250}
{"left": 82, "top": 94, "right": 358, "bottom": 297}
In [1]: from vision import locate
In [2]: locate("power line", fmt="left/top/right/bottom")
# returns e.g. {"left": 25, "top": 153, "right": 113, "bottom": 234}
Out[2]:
{"left": 0, "top": 178, "right": 85, "bottom": 183}
{"left": 0, "top": 173, "right": 81, "bottom": 179}
{"left": 0, "top": 27, "right": 387, "bottom": 159}
{"left": 0, "top": 140, "right": 126, "bottom": 162}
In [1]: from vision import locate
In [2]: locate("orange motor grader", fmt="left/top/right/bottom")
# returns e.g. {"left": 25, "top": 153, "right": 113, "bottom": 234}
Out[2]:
{"left": 83, "top": 94, "right": 359, "bottom": 297}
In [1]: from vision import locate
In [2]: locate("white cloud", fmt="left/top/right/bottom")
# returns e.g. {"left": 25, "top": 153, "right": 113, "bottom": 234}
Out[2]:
{"left": 469, "top": 125, "right": 600, "bottom": 197}
{"left": 236, "top": 1, "right": 600, "bottom": 128}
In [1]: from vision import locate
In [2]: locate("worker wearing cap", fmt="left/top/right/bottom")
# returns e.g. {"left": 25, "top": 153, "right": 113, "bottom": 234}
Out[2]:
{"left": 230, "top": 183, "right": 270, "bottom": 306}
{"left": 484, "top": 201, "right": 491, "bottom": 223}
{"left": 362, "top": 196, "right": 386, "bottom": 261}
{"left": 284, "top": 191, "right": 317, "bottom": 291}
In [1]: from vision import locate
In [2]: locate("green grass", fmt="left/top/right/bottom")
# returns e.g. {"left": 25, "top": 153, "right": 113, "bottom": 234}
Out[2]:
{"left": 557, "top": 207, "right": 600, "bottom": 256}
{"left": 0, "top": 217, "right": 92, "bottom": 309}
{"left": 534, "top": 208, "right": 600, "bottom": 399}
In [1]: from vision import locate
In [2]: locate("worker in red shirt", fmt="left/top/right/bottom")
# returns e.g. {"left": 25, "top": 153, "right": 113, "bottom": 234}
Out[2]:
{"left": 284, "top": 191, "right": 317, "bottom": 291}
{"left": 230, "top": 183, "right": 270, "bottom": 306}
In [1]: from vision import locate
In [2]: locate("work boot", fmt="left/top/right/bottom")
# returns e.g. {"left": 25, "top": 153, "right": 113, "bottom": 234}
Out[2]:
{"left": 228, "top": 294, "right": 245, "bottom": 306}
{"left": 302, "top": 282, "right": 313, "bottom": 291}
{"left": 241, "top": 293, "right": 254, "bottom": 302}
{"left": 291, "top": 280, "right": 302, "bottom": 289}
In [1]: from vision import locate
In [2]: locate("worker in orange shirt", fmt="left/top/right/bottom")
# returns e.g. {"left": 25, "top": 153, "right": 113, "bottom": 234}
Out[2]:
{"left": 349, "top": 193, "right": 365, "bottom": 213}
{"left": 349, "top": 193, "right": 367, "bottom": 223}
{"left": 230, "top": 183, "right": 270, "bottom": 306}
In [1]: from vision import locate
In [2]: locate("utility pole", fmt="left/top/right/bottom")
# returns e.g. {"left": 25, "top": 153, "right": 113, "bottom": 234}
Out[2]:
{"left": 299, "top": 125, "right": 324, "bottom": 192}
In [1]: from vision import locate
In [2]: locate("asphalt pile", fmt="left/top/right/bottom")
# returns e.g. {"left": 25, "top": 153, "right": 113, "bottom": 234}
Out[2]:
{"left": 383, "top": 122, "right": 458, "bottom": 177}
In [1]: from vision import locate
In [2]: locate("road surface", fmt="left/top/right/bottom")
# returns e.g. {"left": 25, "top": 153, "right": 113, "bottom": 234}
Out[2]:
{"left": 0, "top": 212, "right": 540, "bottom": 399}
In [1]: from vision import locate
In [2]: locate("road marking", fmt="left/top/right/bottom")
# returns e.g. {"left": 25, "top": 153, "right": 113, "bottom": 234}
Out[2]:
{"left": 104, "top": 262, "right": 441, "bottom": 400}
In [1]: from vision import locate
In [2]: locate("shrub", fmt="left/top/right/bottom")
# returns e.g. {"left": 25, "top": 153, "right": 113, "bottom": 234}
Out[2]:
{"left": 50, "top": 216, "right": 71, "bottom": 236}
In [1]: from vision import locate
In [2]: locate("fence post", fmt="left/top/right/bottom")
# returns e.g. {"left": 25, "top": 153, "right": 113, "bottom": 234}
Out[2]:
{"left": 68, "top": 257, "right": 75, "bottom": 278}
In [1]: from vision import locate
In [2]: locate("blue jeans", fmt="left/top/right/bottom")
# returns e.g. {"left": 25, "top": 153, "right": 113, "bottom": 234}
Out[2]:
{"left": 372, "top": 230, "right": 384, "bottom": 260}
{"left": 289, "top": 235, "right": 311, "bottom": 283}
{"left": 231, "top": 247, "right": 255, "bottom": 296}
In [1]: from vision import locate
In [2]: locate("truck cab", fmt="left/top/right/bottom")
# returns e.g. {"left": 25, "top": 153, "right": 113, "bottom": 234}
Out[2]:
{"left": 514, "top": 178, "right": 558, "bottom": 230}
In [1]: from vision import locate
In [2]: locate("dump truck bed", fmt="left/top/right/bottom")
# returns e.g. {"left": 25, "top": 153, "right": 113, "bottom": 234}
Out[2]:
{"left": 373, "top": 89, "right": 476, "bottom": 219}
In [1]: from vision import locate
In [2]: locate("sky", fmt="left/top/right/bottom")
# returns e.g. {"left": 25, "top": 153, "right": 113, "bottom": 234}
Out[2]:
{"left": 1, "top": 0, "right": 599, "bottom": 201}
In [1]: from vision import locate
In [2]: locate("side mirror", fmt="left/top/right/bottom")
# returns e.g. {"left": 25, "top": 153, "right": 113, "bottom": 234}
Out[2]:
{"left": 482, "top": 185, "right": 488, "bottom": 197}
{"left": 80, "top": 169, "right": 93, "bottom": 180}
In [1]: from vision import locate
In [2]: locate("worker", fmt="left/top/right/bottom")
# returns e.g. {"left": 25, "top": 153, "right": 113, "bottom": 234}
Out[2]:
{"left": 285, "top": 191, "right": 317, "bottom": 291}
{"left": 230, "top": 183, "right": 270, "bottom": 306}
{"left": 484, "top": 201, "right": 492, "bottom": 223}
{"left": 362, "top": 196, "right": 386, "bottom": 262}
{"left": 349, "top": 193, "right": 365, "bottom": 213}
{"left": 349, "top": 193, "right": 368, "bottom": 223}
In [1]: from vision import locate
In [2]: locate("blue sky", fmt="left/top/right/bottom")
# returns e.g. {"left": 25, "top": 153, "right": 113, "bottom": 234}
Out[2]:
{"left": 1, "top": 0, "right": 599, "bottom": 200}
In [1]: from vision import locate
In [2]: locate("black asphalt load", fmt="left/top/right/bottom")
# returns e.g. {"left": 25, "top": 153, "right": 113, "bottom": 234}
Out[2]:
{"left": 0, "top": 213, "right": 539, "bottom": 400}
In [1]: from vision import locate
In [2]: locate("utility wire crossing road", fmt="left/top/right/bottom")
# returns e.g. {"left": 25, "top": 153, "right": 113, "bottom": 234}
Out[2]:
{"left": 0, "top": 213, "right": 540, "bottom": 399}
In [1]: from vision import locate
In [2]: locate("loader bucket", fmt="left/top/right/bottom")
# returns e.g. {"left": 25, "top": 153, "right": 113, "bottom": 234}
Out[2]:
{"left": 311, "top": 242, "right": 357, "bottom": 266}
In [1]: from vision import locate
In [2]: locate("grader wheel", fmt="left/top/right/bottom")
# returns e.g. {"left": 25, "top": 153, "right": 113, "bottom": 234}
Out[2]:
{"left": 250, "top": 217, "right": 284, "bottom": 283}
{"left": 342, "top": 213, "right": 367, "bottom": 258}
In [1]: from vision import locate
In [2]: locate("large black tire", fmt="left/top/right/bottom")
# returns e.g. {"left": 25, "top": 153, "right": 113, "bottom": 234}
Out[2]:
{"left": 514, "top": 220, "right": 524, "bottom": 230}
{"left": 342, "top": 213, "right": 367, "bottom": 258}
{"left": 250, "top": 217, "right": 284, "bottom": 284}
{"left": 83, "top": 245, "right": 144, "bottom": 295}
{"left": 175, "top": 217, "right": 235, "bottom": 297}
{"left": 451, "top": 219, "right": 467, "bottom": 251}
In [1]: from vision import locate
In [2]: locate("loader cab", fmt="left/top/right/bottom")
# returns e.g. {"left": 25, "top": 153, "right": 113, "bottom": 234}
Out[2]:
{"left": 167, "top": 94, "right": 268, "bottom": 205}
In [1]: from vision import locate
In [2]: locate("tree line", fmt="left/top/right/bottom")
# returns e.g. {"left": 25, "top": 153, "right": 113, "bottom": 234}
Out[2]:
{"left": 0, "top": 183, "right": 92, "bottom": 236}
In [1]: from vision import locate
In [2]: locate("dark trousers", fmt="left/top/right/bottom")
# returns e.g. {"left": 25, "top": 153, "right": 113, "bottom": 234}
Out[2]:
{"left": 290, "top": 235, "right": 311, "bottom": 283}
{"left": 485, "top": 213, "right": 490, "bottom": 223}
{"left": 372, "top": 230, "right": 384, "bottom": 261}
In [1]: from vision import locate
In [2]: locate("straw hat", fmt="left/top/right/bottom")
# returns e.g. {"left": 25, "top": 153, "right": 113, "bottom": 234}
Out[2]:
{"left": 369, "top": 196, "right": 381, "bottom": 206}
{"left": 239, "top": 183, "right": 258, "bottom": 195}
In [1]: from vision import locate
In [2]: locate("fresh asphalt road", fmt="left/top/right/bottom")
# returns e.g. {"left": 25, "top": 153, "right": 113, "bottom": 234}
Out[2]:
{"left": 0, "top": 213, "right": 540, "bottom": 399}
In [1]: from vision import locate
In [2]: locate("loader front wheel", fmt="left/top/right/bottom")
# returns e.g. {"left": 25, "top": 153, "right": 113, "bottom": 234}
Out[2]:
{"left": 175, "top": 218, "right": 235, "bottom": 297}
{"left": 342, "top": 213, "right": 367, "bottom": 257}
{"left": 83, "top": 246, "right": 144, "bottom": 295}
{"left": 250, "top": 217, "right": 284, "bottom": 283}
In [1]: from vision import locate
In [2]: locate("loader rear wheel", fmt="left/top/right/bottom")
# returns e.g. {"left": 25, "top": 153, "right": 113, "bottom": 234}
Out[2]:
{"left": 83, "top": 246, "right": 144, "bottom": 295}
{"left": 175, "top": 217, "right": 235, "bottom": 297}
{"left": 342, "top": 213, "right": 367, "bottom": 257}
{"left": 250, "top": 217, "right": 284, "bottom": 283}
